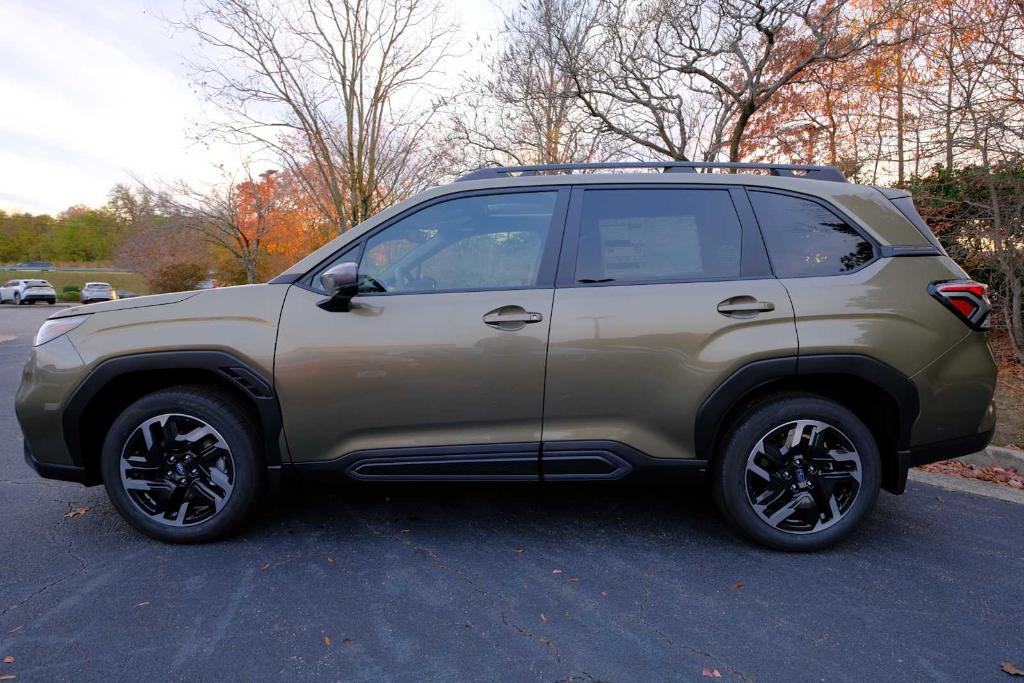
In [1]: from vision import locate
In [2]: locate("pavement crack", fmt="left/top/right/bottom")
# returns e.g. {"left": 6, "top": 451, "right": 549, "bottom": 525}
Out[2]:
{"left": 0, "top": 515, "right": 90, "bottom": 618}
{"left": 355, "top": 514, "right": 562, "bottom": 663}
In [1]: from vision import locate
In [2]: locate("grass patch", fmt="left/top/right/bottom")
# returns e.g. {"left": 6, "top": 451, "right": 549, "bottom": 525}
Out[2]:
{"left": 0, "top": 269, "right": 148, "bottom": 295}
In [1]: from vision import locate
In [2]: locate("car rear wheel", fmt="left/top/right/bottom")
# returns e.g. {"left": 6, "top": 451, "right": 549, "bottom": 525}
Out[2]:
{"left": 712, "top": 395, "right": 881, "bottom": 551}
{"left": 13, "top": 293, "right": 21, "bottom": 305}
{"left": 101, "top": 386, "right": 265, "bottom": 543}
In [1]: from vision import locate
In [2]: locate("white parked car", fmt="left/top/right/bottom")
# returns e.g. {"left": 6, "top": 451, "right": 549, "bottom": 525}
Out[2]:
{"left": 0, "top": 279, "right": 57, "bottom": 305}
{"left": 81, "top": 282, "right": 117, "bottom": 304}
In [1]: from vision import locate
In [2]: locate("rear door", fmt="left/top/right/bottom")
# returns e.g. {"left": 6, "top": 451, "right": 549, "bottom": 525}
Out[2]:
{"left": 541, "top": 185, "right": 798, "bottom": 469}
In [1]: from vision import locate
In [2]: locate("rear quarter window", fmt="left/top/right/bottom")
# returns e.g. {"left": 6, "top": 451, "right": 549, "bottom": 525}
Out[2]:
{"left": 749, "top": 191, "right": 875, "bottom": 277}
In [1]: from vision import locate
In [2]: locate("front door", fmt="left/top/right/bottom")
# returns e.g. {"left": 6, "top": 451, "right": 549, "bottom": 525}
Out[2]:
{"left": 542, "top": 185, "right": 799, "bottom": 464}
{"left": 274, "top": 189, "right": 568, "bottom": 477}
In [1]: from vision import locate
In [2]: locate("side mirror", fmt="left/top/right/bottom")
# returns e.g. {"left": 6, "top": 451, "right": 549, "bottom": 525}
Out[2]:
{"left": 317, "top": 261, "right": 359, "bottom": 312}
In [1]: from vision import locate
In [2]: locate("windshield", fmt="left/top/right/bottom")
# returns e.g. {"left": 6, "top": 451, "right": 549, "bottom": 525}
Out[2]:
{"left": 25, "top": 280, "right": 50, "bottom": 287}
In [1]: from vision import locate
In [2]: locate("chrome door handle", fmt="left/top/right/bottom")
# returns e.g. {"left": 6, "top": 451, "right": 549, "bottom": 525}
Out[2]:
{"left": 483, "top": 306, "right": 543, "bottom": 330}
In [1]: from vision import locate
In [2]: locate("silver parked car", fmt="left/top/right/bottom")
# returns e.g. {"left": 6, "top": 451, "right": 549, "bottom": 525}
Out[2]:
{"left": 0, "top": 279, "right": 56, "bottom": 305}
{"left": 80, "top": 282, "right": 117, "bottom": 304}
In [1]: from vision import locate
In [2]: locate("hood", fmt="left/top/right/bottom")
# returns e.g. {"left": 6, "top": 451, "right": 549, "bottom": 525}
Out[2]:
{"left": 50, "top": 291, "right": 201, "bottom": 319}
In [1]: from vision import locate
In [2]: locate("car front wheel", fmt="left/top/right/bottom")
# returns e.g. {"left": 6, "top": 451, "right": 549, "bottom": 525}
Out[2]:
{"left": 101, "top": 386, "right": 265, "bottom": 543}
{"left": 712, "top": 395, "right": 881, "bottom": 551}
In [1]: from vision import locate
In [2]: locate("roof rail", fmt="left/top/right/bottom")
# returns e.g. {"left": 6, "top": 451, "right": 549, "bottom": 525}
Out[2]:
{"left": 456, "top": 161, "right": 847, "bottom": 183}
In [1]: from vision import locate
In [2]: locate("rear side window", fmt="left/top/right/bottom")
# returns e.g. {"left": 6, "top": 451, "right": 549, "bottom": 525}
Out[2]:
{"left": 749, "top": 191, "right": 874, "bottom": 277}
{"left": 575, "top": 189, "right": 742, "bottom": 283}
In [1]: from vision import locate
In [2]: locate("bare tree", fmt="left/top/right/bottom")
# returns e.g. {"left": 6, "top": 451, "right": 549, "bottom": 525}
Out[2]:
{"left": 446, "top": 0, "right": 621, "bottom": 170}
{"left": 174, "top": 0, "right": 457, "bottom": 233}
{"left": 137, "top": 168, "right": 279, "bottom": 284}
{"left": 557, "top": 0, "right": 906, "bottom": 162}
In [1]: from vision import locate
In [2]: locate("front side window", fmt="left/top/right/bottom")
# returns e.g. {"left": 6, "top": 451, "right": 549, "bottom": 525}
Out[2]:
{"left": 574, "top": 189, "right": 743, "bottom": 284}
{"left": 358, "top": 192, "right": 557, "bottom": 294}
{"left": 749, "top": 191, "right": 874, "bottom": 277}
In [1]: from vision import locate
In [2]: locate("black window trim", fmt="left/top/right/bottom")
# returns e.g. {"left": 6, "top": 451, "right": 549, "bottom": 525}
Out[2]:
{"left": 742, "top": 186, "right": 880, "bottom": 279}
{"left": 297, "top": 186, "right": 572, "bottom": 296}
{"left": 555, "top": 184, "right": 773, "bottom": 289}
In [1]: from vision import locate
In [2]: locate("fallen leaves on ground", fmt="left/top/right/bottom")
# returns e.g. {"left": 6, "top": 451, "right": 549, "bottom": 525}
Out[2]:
{"left": 2, "top": 657, "right": 13, "bottom": 665}
{"left": 1003, "top": 661, "right": 1024, "bottom": 676}
{"left": 733, "top": 583, "right": 745, "bottom": 590}
{"left": 0, "top": 674, "right": 16, "bottom": 681}
{"left": 702, "top": 668, "right": 723, "bottom": 678}
{"left": 342, "top": 637, "right": 352, "bottom": 644}
{"left": 325, "top": 555, "right": 335, "bottom": 564}
{"left": 260, "top": 563, "right": 271, "bottom": 571}
{"left": 63, "top": 506, "right": 88, "bottom": 519}
{"left": 6, "top": 627, "right": 21, "bottom": 635}
{"left": 133, "top": 602, "right": 149, "bottom": 608}
{"left": 540, "top": 613, "right": 547, "bottom": 623}
{"left": 323, "top": 636, "right": 332, "bottom": 646}
{"left": 551, "top": 569, "right": 562, "bottom": 574}
{"left": 917, "top": 460, "right": 1024, "bottom": 489}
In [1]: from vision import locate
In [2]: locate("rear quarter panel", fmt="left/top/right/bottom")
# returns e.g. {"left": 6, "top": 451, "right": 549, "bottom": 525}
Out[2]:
{"left": 784, "top": 255, "right": 997, "bottom": 445}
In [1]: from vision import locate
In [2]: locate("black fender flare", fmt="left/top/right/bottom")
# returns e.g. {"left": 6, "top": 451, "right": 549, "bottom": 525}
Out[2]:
{"left": 694, "top": 353, "right": 920, "bottom": 459}
{"left": 62, "top": 350, "right": 287, "bottom": 471}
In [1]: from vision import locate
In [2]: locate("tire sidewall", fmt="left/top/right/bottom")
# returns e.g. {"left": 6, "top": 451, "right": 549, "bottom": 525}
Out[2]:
{"left": 101, "top": 388, "right": 264, "bottom": 543}
{"left": 714, "top": 395, "right": 881, "bottom": 551}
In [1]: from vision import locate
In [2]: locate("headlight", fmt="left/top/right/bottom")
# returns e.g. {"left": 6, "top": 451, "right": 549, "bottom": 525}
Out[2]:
{"left": 34, "top": 315, "right": 88, "bottom": 346}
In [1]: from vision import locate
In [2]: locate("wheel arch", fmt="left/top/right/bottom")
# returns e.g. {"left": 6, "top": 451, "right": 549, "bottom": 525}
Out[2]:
{"left": 695, "top": 354, "right": 919, "bottom": 494}
{"left": 63, "top": 351, "right": 288, "bottom": 485}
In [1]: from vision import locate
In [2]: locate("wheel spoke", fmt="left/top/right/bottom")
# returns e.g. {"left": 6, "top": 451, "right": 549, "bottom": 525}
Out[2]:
{"left": 746, "top": 459, "right": 773, "bottom": 482}
{"left": 193, "top": 480, "right": 227, "bottom": 512}
{"left": 159, "top": 486, "right": 188, "bottom": 524}
{"left": 124, "top": 478, "right": 174, "bottom": 493}
{"left": 206, "top": 465, "right": 233, "bottom": 494}
{"left": 764, "top": 495, "right": 805, "bottom": 527}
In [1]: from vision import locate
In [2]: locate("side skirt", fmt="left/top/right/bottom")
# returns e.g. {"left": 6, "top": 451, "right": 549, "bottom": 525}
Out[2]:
{"left": 290, "top": 440, "right": 708, "bottom": 484}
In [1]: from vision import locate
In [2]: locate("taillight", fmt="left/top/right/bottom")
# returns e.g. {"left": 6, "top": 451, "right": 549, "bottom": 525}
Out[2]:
{"left": 929, "top": 280, "right": 990, "bottom": 330}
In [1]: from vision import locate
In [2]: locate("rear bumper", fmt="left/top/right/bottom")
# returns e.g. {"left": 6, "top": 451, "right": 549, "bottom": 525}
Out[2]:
{"left": 22, "top": 294, "right": 56, "bottom": 302}
{"left": 886, "top": 426, "right": 994, "bottom": 495}
{"left": 903, "top": 427, "right": 995, "bottom": 468}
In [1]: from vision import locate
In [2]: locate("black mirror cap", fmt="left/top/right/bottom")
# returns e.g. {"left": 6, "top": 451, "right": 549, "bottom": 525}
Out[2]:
{"left": 318, "top": 261, "right": 359, "bottom": 312}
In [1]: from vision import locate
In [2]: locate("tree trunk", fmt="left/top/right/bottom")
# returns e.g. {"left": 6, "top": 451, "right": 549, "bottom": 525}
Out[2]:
{"left": 728, "top": 105, "right": 757, "bottom": 162}
{"left": 896, "top": 48, "right": 906, "bottom": 186}
{"left": 1007, "top": 274, "right": 1024, "bottom": 364}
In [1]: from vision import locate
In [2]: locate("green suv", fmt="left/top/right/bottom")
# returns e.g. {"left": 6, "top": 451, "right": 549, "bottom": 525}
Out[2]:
{"left": 15, "top": 162, "right": 997, "bottom": 550}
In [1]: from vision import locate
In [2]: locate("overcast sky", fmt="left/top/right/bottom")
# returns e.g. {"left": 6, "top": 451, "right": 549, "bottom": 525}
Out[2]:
{"left": 0, "top": 0, "right": 503, "bottom": 215}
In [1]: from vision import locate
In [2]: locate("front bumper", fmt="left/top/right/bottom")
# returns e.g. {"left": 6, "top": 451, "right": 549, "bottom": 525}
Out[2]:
{"left": 15, "top": 335, "right": 90, "bottom": 483}
{"left": 23, "top": 441, "right": 91, "bottom": 484}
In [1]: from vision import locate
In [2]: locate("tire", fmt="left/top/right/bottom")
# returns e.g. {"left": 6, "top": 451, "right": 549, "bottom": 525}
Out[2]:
{"left": 47, "top": 299, "right": 55, "bottom": 305}
{"left": 13, "top": 293, "right": 21, "bottom": 305}
{"left": 711, "top": 394, "right": 881, "bottom": 552}
{"left": 101, "top": 386, "right": 266, "bottom": 543}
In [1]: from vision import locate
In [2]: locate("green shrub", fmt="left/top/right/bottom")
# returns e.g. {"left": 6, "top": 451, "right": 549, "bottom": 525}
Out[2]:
{"left": 59, "top": 291, "right": 80, "bottom": 302}
{"left": 62, "top": 285, "right": 80, "bottom": 294}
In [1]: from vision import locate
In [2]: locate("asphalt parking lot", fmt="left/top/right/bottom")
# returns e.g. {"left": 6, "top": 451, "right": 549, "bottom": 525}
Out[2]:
{"left": 1, "top": 305, "right": 1022, "bottom": 681}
